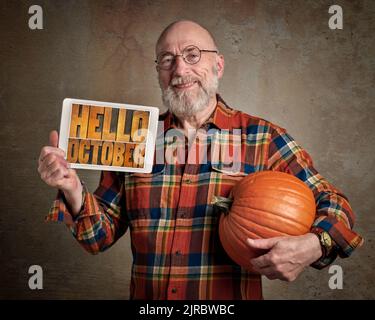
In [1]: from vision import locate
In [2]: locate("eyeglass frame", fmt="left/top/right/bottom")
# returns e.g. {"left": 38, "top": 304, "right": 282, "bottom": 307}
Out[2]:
{"left": 155, "top": 45, "right": 218, "bottom": 70}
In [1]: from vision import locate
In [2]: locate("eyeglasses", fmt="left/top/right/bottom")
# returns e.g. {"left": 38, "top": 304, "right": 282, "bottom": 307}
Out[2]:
{"left": 155, "top": 45, "right": 218, "bottom": 70}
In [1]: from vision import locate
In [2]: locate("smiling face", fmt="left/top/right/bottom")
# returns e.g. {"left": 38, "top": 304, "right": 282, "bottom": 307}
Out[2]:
{"left": 156, "top": 21, "right": 224, "bottom": 119}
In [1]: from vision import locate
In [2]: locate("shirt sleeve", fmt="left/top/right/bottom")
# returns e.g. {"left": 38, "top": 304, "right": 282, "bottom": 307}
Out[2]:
{"left": 267, "top": 126, "right": 364, "bottom": 269}
{"left": 45, "top": 171, "right": 128, "bottom": 254}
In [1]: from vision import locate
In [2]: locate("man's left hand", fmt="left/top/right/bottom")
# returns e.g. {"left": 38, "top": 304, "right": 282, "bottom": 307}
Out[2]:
{"left": 246, "top": 233, "right": 323, "bottom": 282}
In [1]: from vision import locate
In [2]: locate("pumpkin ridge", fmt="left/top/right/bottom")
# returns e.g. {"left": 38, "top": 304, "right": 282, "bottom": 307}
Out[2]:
{"left": 223, "top": 216, "right": 258, "bottom": 267}
{"left": 229, "top": 209, "right": 291, "bottom": 237}
{"left": 238, "top": 173, "right": 312, "bottom": 190}
{"left": 234, "top": 196, "right": 314, "bottom": 217}
{"left": 230, "top": 203, "right": 313, "bottom": 231}
{"left": 226, "top": 213, "right": 264, "bottom": 239}
{"left": 242, "top": 184, "right": 314, "bottom": 199}
{"left": 219, "top": 216, "right": 254, "bottom": 268}
{"left": 232, "top": 205, "right": 313, "bottom": 232}
{"left": 231, "top": 207, "right": 310, "bottom": 234}
{"left": 236, "top": 186, "right": 315, "bottom": 203}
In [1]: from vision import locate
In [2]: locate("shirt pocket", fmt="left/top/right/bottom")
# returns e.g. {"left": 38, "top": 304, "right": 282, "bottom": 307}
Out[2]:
{"left": 210, "top": 164, "right": 247, "bottom": 176}
{"left": 127, "top": 164, "right": 166, "bottom": 181}
{"left": 209, "top": 162, "right": 248, "bottom": 199}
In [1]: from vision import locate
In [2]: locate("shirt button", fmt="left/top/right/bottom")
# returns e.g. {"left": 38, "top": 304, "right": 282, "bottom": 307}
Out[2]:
{"left": 175, "top": 250, "right": 181, "bottom": 255}
{"left": 171, "top": 288, "right": 177, "bottom": 293}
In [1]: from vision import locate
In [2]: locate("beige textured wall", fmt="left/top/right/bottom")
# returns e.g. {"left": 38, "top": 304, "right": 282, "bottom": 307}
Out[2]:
{"left": 0, "top": 0, "right": 374, "bottom": 299}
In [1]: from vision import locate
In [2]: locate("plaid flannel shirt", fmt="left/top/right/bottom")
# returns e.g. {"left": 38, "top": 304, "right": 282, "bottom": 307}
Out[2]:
{"left": 46, "top": 95, "right": 363, "bottom": 300}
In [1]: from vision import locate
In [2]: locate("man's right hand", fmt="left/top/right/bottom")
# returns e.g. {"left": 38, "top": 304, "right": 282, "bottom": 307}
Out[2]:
{"left": 38, "top": 130, "right": 83, "bottom": 216}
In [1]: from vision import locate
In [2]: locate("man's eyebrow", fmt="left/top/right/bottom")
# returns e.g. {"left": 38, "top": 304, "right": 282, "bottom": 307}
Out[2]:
{"left": 157, "top": 50, "right": 174, "bottom": 58}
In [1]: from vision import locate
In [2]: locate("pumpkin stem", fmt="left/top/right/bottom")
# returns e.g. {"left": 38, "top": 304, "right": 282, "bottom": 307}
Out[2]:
{"left": 211, "top": 195, "right": 233, "bottom": 215}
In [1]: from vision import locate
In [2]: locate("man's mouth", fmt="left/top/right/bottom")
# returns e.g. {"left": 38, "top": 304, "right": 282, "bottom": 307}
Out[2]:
{"left": 172, "top": 80, "right": 198, "bottom": 90}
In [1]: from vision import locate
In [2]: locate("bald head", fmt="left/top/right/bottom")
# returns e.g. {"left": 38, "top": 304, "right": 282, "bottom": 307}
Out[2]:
{"left": 156, "top": 20, "right": 218, "bottom": 56}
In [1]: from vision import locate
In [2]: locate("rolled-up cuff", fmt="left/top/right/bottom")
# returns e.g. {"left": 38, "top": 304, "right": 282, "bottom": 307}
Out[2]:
{"left": 45, "top": 181, "right": 91, "bottom": 227}
{"left": 309, "top": 215, "right": 364, "bottom": 269}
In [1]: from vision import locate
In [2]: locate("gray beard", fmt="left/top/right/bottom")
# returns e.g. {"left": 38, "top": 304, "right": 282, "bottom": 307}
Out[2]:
{"left": 160, "top": 70, "right": 219, "bottom": 119}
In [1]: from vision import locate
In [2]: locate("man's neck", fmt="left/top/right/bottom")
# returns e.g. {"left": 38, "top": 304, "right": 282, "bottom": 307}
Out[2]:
{"left": 176, "top": 95, "right": 218, "bottom": 136}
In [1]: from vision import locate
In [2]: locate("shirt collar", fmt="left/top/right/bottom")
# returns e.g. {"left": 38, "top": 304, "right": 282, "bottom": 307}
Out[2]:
{"left": 161, "top": 94, "right": 236, "bottom": 132}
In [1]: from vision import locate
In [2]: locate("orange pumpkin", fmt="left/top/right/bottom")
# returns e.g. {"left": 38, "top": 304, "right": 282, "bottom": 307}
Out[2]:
{"left": 216, "top": 171, "right": 316, "bottom": 273}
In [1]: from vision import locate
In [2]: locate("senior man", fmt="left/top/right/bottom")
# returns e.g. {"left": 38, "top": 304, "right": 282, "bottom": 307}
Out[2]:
{"left": 38, "top": 20, "right": 363, "bottom": 299}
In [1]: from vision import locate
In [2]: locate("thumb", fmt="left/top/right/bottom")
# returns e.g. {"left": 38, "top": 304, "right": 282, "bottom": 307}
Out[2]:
{"left": 246, "top": 237, "right": 281, "bottom": 250}
{"left": 49, "top": 130, "right": 59, "bottom": 148}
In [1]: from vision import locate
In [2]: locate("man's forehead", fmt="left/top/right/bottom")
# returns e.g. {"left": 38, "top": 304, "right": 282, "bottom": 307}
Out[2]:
{"left": 157, "top": 39, "right": 206, "bottom": 54}
{"left": 156, "top": 22, "right": 215, "bottom": 54}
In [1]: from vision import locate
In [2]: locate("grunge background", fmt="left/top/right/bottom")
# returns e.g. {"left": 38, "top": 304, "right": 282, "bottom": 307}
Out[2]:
{"left": 0, "top": 0, "right": 374, "bottom": 299}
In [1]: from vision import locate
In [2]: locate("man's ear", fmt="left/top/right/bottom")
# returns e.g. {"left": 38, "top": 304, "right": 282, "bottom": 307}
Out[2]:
{"left": 216, "top": 54, "right": 225, "bottom": 79}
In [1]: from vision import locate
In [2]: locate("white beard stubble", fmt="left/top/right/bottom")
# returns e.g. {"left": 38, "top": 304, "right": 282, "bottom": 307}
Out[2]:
{"left": 160, "top": 67, "right": 219, "bottom": 119}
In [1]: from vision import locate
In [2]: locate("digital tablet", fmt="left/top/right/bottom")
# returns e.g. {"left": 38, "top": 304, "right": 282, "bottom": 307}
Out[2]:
{"left": 59, "top": 98, "right": 159, "bottom": 173}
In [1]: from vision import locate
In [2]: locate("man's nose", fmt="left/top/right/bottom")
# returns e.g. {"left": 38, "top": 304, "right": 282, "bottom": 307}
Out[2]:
{"left": 172, "top": 55, "right": 189, "bottom": 76}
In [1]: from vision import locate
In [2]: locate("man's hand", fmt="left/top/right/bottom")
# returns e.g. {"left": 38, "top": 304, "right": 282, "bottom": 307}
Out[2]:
{"left": 38, "top": 130, "right": 83, "bottom": 216}
{"left": 246, "top": 233, "right": 323, "bottom": 282}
